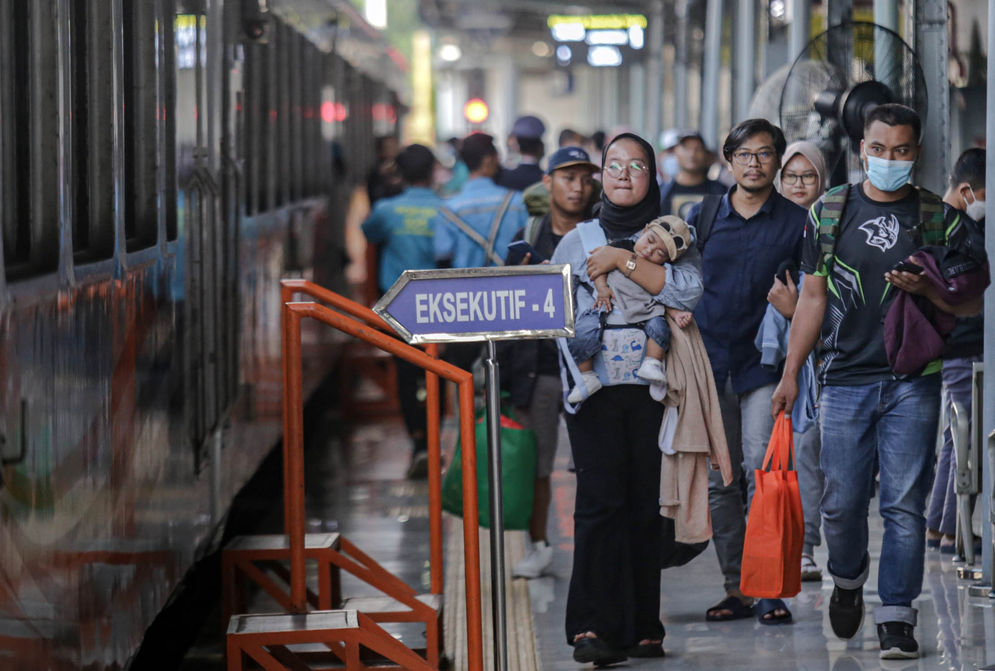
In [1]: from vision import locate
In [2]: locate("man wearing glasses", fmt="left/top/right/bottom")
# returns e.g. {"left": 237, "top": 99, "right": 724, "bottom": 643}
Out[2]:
{"left": 686, "top": 118, "right": 807, "bottom": 625}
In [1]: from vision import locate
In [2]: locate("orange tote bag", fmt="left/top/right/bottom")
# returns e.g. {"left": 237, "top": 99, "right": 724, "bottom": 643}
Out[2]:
{"left": 739, "top": 413, "right": 804, "bottom": 599}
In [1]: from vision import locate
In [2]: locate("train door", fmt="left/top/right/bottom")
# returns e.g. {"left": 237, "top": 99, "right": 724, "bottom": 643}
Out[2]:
{"left": 175, "top": 1, "right": 239, "bottom": 468}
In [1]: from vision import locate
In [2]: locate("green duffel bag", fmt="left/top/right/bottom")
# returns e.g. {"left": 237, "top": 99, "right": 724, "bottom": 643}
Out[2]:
{"left": 441, "top": 407, "right": 536, "bottom": 530}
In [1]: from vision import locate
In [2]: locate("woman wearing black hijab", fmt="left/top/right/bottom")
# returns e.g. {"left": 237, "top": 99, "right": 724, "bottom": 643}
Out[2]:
{"left": 550, "top": 133, "right": 704, "bottom": 665}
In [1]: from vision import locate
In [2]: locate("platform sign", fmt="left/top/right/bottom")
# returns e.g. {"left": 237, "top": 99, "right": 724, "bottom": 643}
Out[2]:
{"left": 374, "top": 265, "right": 574, "bottom": 344}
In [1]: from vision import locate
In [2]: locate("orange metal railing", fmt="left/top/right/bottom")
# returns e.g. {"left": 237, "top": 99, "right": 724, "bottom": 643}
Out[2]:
{"left": 280, "top": 279, "right": 444, "bottom": 596}
{"left": 280, "top": 284, "right": 483, "bottom": 671}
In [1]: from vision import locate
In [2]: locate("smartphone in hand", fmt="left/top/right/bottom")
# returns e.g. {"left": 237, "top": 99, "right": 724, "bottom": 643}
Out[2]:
{"left": 775, "top": 259, "right": 799, "bottom": 285}
{"left": 892, "top": 259, "right": 924, "bottom": 274}
{"left": 506, "top": 240, "right": 547, "bottom": 265}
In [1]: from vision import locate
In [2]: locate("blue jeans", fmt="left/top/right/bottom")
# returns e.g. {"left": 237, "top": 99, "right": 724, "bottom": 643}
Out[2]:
{"left": 795, "top": 424, "right": 824, "bottom": 555}
{"left": 568, "top": 309, "right": 671, "bottom": 363}
{"left": 925, "top": 356, "right": 980, "bottom": 536}
{"left": 819, "top": 375, "right": 941, "bottom": 626}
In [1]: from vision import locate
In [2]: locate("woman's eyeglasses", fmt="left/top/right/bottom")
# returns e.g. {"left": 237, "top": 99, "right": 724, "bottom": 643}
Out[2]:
{"left": 605, "top": 160, "right": 649, "bottom": 178}
{"left": 781, "top": 172, "right": 818, "bottom": 186}
{"left": 731, "top": 150, "right": 776, "bottom": 166}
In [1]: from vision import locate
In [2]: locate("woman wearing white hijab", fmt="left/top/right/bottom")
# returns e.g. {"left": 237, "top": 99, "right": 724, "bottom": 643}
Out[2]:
{"left": 770, "top": 139, "right": 829, "bottom": 583}
{"left": 776, "top": 140, "right": 828, "bottom": 210}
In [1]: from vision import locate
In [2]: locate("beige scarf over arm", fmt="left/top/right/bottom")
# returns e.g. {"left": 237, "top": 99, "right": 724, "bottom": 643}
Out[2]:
{"left": 658, "top": 313, "right": 733, "bottom": 543}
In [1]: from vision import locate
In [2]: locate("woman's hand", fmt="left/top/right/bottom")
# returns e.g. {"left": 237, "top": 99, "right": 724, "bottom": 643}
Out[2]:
{"left": 586, "top": 246, "right": 625, "bottom": 281}
{"left": 767, "top": 274, "right": 798, "bottom": 319}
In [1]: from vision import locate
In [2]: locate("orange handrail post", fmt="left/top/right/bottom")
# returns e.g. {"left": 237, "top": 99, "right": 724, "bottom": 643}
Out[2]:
{"left": 424, "top": 347, "right": 443, "bottom": 595}
{"left": 279, "top": 279, "right": 443, "bottom": 595}
{"left": 281, "top": 296, "right": 482, "bottom": 671}
{"left": 283, "top": 307, "right": 307, "bottom": 612}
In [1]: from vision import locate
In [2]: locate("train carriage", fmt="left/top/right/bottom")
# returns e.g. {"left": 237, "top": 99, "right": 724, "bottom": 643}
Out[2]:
{"left": 0, "top": 1, "right": 405, "bottom": 668}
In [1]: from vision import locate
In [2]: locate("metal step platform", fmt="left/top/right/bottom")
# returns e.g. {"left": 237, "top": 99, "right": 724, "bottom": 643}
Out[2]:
{"left": 225, "top": 609, "right": 435, "bottom": 670}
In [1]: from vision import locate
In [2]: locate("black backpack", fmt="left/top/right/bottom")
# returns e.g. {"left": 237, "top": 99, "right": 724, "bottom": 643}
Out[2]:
{"left": 694, "top": 194, "right": 723, "bottom": 251}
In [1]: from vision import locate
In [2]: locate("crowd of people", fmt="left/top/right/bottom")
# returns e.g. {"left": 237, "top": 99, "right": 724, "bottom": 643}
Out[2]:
{"left": 357, "top": 105, "right": 988, "bottom": 665}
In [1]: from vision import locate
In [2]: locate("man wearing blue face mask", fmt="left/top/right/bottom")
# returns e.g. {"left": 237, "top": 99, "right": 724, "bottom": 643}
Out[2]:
{"left": 771, "top": 104, "right": 987, "bottom": 660}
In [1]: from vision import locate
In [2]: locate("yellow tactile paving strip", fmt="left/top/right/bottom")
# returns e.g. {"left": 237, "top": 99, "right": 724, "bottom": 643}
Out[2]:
{"left": 443, "top": 519, "right": 542, "bottom": 671}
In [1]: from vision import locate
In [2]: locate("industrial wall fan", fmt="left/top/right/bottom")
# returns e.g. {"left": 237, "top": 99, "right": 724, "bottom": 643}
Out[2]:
{"left": 777, "top": 21, "right": 928, "bottom": 185}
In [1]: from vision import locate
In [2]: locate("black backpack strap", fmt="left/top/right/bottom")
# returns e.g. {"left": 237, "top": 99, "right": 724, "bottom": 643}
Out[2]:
{"left": 597, "top": 311, "right": 646, "bottom": 341}
{"left": 695, "top": 194, "right": 723, "bottom": 251}
{"left": 523, "top": 213, "right": 547, "bottom": 246}
{"left": 915, "top": 187, "right": 948, "bottom": 246}
{"left": 817, "top": 184, "right": 850, "bottom": 272}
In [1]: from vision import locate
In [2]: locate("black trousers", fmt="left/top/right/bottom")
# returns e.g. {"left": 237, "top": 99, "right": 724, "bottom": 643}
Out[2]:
{"left": 564, "top": 385, "right": 666, "bottom": 648}
{"left": 394, "top": 357, "right": 444, "bottom": 452}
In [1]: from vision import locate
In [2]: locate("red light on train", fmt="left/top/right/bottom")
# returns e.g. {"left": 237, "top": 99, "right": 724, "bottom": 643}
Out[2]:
{"left": 321, "top": 101, "right": 348, "bottom": 123}
{"left": 464, "top": 98, "right": 489, "bottom": 124}
{"left": 371, "top": 103, "right": 397, "bottom": 124}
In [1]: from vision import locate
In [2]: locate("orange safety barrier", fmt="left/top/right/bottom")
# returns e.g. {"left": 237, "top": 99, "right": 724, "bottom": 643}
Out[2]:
{"left": 279, "top": 279, "right": 444, "bottom": 596}
{"left": 271, "top": 286, "right": 482, "bottom": 671}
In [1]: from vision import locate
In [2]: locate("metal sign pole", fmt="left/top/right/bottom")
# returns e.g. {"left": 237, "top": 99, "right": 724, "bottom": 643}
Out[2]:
{"left": 373, "top": 264, "right": 574, "bottom": 671}
{"left": 484, "top": 339, "right": 508, "bottom": 671}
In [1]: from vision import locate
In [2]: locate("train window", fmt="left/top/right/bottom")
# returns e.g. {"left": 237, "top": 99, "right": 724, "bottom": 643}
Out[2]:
{"left": 122, "top": 1, "right": 160, "bottom": 251}
{"left": 1, "top": 3, "right": 30, "bottom": 275}
{"left": 71, "top": 0, "right": 116, "bottom": 264}
{"left": 243, "top": 41, "right": 261, "bottom": 215}
{"left": 266, "top": 32, "right": 279, "bottom": 210}
{"left": 175, "top": 11, "right": 206, "bottom": 195}
{"left": 1, "top": 2, "right": 59, "bottom": 279}
{"left": 276, "top": 23, "right": 290, "bottom": 207}
{"left": 288, "top": 33, "right": 302, "bottom": 202}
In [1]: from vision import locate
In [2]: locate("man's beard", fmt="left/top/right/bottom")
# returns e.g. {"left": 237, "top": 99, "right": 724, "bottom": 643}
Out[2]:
{"left": 738, "top": 180, "right": 772, "bottom": 195}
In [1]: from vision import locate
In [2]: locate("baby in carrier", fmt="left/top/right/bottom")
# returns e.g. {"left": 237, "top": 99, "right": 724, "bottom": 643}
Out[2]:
{"left": 567, "top": 215, "right": 693, "bottom": 403}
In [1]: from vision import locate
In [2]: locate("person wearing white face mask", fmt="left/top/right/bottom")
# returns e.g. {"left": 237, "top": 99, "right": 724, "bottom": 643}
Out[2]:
{"left": 771, "top": 104, "right": 987, "bottom": 660}
{"left": 926, "top": 147, "right": 987, "bottom": 553}
{"left": 944, "top": 147, "right": 987, "bottom": 222}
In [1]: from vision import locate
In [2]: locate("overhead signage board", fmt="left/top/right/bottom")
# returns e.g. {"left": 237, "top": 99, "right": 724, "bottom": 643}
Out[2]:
{"left": 547, "top": 13, "right": 647, "bottom": 67}
{"left": 546, "top": 14, "right": 648, "bottom": 30}
{"left": 374, "top": 265, "right": 574, "bottom": 344}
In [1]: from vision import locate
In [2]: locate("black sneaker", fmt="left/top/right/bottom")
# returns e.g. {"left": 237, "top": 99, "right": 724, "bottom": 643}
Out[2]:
{"left": 572, "top": 638, "right": 627, "bottom": 667}
{"left": 829, "top": 585, "right": 863, "bottom": 639}
{"left": 877, "top": 621, "right": 919, "bottom": 659}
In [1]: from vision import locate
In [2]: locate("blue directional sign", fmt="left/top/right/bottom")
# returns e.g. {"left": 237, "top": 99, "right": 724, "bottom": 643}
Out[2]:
{"left": 374, "top": 265, "right": 575, "bottom": 344}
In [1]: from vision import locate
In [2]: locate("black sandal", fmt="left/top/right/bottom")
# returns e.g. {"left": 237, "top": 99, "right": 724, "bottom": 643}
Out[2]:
{"left": 757, "top": 598, "right": 793, "bottom": 625}
{"left": 705, "top": 595, "right": 755, "bottom": 621}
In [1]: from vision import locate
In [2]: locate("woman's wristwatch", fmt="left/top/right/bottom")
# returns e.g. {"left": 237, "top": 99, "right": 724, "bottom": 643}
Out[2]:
{"left": 623, "top": 253, "right": 637, "bottom": 277}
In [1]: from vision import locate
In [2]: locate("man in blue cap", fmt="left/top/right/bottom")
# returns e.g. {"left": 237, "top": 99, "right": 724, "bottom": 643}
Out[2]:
{"left": 497, "top": 115, "right": 547, "bottom": 191}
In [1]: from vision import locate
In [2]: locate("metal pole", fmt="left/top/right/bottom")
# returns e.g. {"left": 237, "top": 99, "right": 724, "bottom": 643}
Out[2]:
{"left": 630, "top": 62, "right": 646, "bottom": 139}
{"left": 484, "top": 340, "right": 507, "bottom": 671}
{"left": 980, "top": 0, "right": 995, "bottom": 591}
{"left": 874, "top": 0, "right": 899, "bottom": 96}
{"left": 788, "top": 0, "right": 811, "bottom": 64}
{"left": 674, "top": 0, "right": 689, "bottom": 130}
{"left": 913, "top": 0, "right": 948, "bottom": 193}
{"left": 733, "top": 0, "right": 756, "bottom": 124}
{"left": 701, "top": 0, "right": 723, "bottom": 149}
{"left": 644, "top": 0, "right": 664, "bottom": 148}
